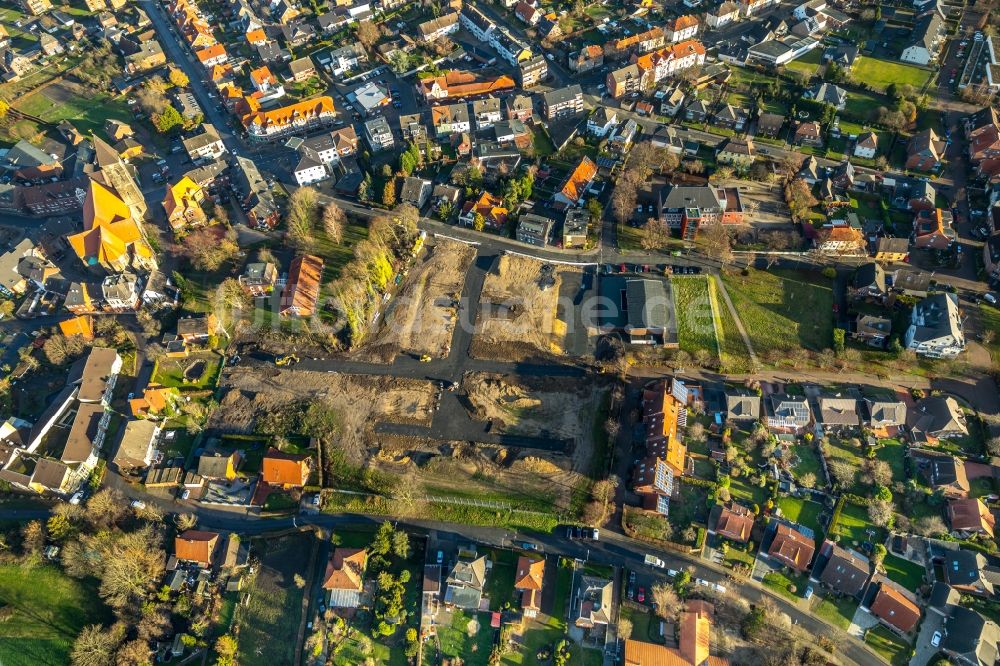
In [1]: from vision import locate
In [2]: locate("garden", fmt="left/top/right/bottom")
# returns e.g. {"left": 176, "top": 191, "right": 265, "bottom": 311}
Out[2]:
{"left": 851, "top": 56, "right": 934, "bottom": 92}
{"left": 864, "top": 624, "right": 911, "bottom": 666}
{"left": 672, "top": 276, "right": 719, "bottom": 357}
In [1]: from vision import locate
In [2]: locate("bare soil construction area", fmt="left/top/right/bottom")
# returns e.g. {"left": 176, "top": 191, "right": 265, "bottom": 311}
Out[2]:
{"left": 356, "top": 240, "right": 475, "bottom": 362}
{"left": 461, "top": 372, "right": 595, "bottom": 440}
{"left": 211, "top": 367, "right": 436, "bottom": 463}
{"left": 471, "top": 254, "right": 579, "bottom": 361}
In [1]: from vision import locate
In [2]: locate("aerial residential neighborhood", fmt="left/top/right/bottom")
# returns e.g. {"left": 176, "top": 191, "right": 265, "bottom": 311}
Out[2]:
{"left": 0, "top": 0, "right": 999, "bottom": 663}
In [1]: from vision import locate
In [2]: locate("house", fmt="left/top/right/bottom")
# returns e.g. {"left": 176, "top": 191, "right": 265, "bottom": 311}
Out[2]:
{"left": 327, "top": 44, "right": 366, "bottom": 76}
{"left": 183, "top": 124, "right": 227, "bottom": 163}
{"left": 513, "top": 556, "right": 544, "bottom": 618}
{"left": 851, "top": 263, "right": 887, "bottom": 300}
{"left": 948, "top": 498, "right": 996, "bottom": 538}
{"left": 175, "top": 530, "right": 220, "bottom": 568}
{"left": 624, "top": 601, "right": 729, "bottom": 665}
{"left": 516, "top": 214, "right": 553, "bottom": 247}
{"left": 867, "top": 580, "right": 922, "bottom": 635}
{"left": 817, "top": 394, "right": 860, "bottom": 432}
{"left": 766, "top": 394, "right": 811, "bottom": 433}
{"left": 725, "top": 390, "right": 760, "bottom": 423}
{"left": 281, "top": 21, "right": 316, "bottom": 48}
{"left": 666, "top": 15, "right": 699, "bottom": 42}
{"left": 176, "top": 315, "right": 212, "bottom": 343}
{"left": 657, "top": 184, "right": 743, "bottom": 240}
{"left": 197, "top": 451, "right": 241, "bottom": 481}
{"left": 984, "top": 233, "right": 1000, "bottom": 283}
{"left": 111, "top": 419, "right": 160, "bottom": 472}
{"left": 233, "top": 157, "right": 279, "bottom": 230}
{"left": 322, "top": 548, "right": 367, "bottom": 608}
{"left": 716, "top": 137, "right": 755, "bottom": 169}
{"left": 418, "top": 71, "right": 515, "bottom": 101}
{"left": 505, "top": 95, "right": 533, "bottom": 123}
{"left": 417, "top": 12, "right": 459, "bottom": 41}
{"left": 239, "top": 262, "right": 278, "bottom": 297}
{"left": 562, "top": 209, "right": 588, "bottom": 249}
{"left": 432, "top": 103, "right": 471, "bottom": 137}
{"left": 913, "top": 208, "right": 956, "bottom": 249}
{"left": 904, "top": 293, "right": 964, "bottom": 358}
{"left": 621, "top": 279, "right": 674, "bottom": 348}
{"left": 261, "top": 448, "right": 311, "bottom": 488}
{"left": 195, "top": 44, "right": 228, "bottom": 69}
{"left": 400, "top": 177, "right": 432, "bottom": 209}
{"left": 767, "top": 522, "right": 815, "bottom": 572}
{"left": 815, "top": 225, "right": 866, "bottom": 255}
{"left": 967, "top": 106, "right": 1000, "bottom": 162}
{"left": 938, "top": 549, "right": 995, "bottom": 596}
{"left": 706, "top": 1, "right": 740, "bottom": 27}
{"left": 927, "top": 455, "right": 971, "bottom": 498}
{"left": 659, "top": 86, "right": 686, "bottom": 117}
{"left": 570, "top": 45, "right": 603, "bottom": 73}
{"left": 875, "top": 237, "right": 910, "bottom": 263}
{"left": 632, "top": 455, "right": 675, "bottom": 515}
{"left": 900, "top": 12, "right": 944, "bottom": 65}
{"left": 162, "top": 177, "right": 208, "bottom": 231}
{"left": 280, "top": 254, "right": 324, "bottom": 317}
{"left": 514, "top": 1, "right": 539, "bottom": 25}
{"left": 711, "top": 503, "right": 754, "bottom": 543}
{"left": 363, "top": 116, "right": 394, "bottom": 152}
{"left": 863, "top": 399, "right": 906, "bottom": 434}
{"left": 444, "top": 555, "right": 488, "bottom": 609}
{"left": 608, "top": 120, "right": 639, "bottom": 154}
{"left": 59, "top": 315, "right": 94, "bottom": 341}
{"left": 794, "top": 121, "right": 823, "bottom": 146}
{"left": 399, "top": 114, "right": 427, "bottom": 143}
{"left": 460, "top": 191, "right": 507, "bottom": 229}
{"left": 854, "top": 314, "right": 892, "bottom": 346}
{"left": 641, "top": 382, "right": 687, "bottom": 476}
{"left": 128, "top": 385, "right": 177, "bottom": 419}
{"left": 472, "top": 97, "right": 502, "bottom": 129}
{"left": 287, "top": 56, "right": 315, "bottom": 83}
{"left": 553, "top": 157, "right": 597, "bottom": 208}
{"left": 542, "top": 85, "right": 584, "bottom": 121}
{"left": 906, "top": 128, "right": 947, "bottom": 171}
{"left": 855, "top": 132, "right": 878, "bottom": 159}
{"left": 757, "top": 112, "right": 785, "bottom": 137}
{"left": 942, "top": 606, "right": 1000, "bottom": 664}
{"left": 815, "top": 540, "right": 870, "bottom": 598}
{"left": 572, "top": 575, "right": 613, "bottom": 629}
{"left": 804, "top": 82, "right": 848, "bottom": 110}
{"left": 892, "top": 268, "right": 931, "bottom": 297}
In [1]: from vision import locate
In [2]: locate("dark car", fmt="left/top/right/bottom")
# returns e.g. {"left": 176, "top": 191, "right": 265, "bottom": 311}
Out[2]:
{"left": 567, "top": 526, "right": 583, "bottom": 539}
{"left": 514, "top": 540, "right": 540, "bottom": 551}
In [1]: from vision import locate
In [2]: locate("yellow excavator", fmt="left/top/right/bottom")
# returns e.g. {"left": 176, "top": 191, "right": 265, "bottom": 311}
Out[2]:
{"left": 275, "top": 354, "right": 300, "bottom": 366}
{"left": 419, "top": 355, "right": 432, "bottom": 362}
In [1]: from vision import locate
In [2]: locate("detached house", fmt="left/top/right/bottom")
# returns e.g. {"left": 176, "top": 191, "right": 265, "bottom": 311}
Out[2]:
{"left": 175, "top": 530, "right": 220, "bottom": 568}
{"left": 900, "top": 12, "right": 944, "bottom": 65}
{"left": 444, "top": 555, "right": 489, "bottom": 610}
{"left": 280, "top": 254, "right": 324, "bottom": 317}
{"left": 323, "top": 548, "right": 367, "bottom": 608}
{"left": 948, "top": 498, "right": 996, "bottom": 538}
{"left": 261, "top": 448, "right": 311, "bottom": 488}
{"left": 766, "top": 394, "right": 811, "bottom": 433}
{"left": 867, "top": 580, "right": 922, "bottom": 635}
{"left": 572, "top": 575, "right": 613, "bottom": 630}
{"left": 514, "top": 556, "right": 545, "bottom": 618}
{"left": 927, "top": 455, "right": 971, "bottom": 498}
{"left": 553, "top": 156, "right": 597, "bottom": 209}
{"left": 913, "top": 207, "right": 956, "bottom": 249}
{"left": 815, "top": 541, "right": 870, "bottom": 598}
{"left": 711, "top": 503, "right": 754, "bottom": 543}
{"left": 767, "top": 521, "right": 816, "bottom": 573}
{"left": 855, "top": 132, "right": 878, "bottom": 159}
{"left": 904, "top": 293, "right": 964, "bottom": 358}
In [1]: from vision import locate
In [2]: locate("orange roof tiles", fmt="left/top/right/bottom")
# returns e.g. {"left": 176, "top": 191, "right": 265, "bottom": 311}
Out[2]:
{"left": 322, "top": 548, "right": 366, "bottom": 591}
{"left": 280, "top": 254, "right": 324, "bottom": 317}
{"left": 242, "top": 96, "right": 335, "bottom": 132}
{"left": 59, "top": 315, "right": 94, "bottom": 340}
{"left": 463, "top": 191, "right": 508, "bottom": 227}
{"left": 514, "top": 556, "right": 544, "bottom": 591}
{"left": 175, "top": 530, "right": 219, "bottom": 565}
{"left": 948, "top": 498, "right": 996, "bottom": 537}
{"left": 195, "top": 43, "right": 226, "bottom": 63}
{"left": 261, "top": 447, "right": 311, "bottom": 486}
{"left": 768, "top": 523, "right": 815, "bottom": 572}
{"left": 643, "top": 383, "right": 686, "bottom": 476}
{"left": 559, "top": 156, "right": 597, "bottom": 205}
{"left": 670, "top": 15, "right": 699, "bottom": 31}
{"left": 67, "top": 180, "right": 149, "bottom": 268}
{"left": 613, "top": 27, "right": 663, "bottom": 51}
{"left": 869, "top": 584, "right": 921, "bottom": 633}
{"left": 250, "top": 65, "right": 276, "bottom": 88}
{"left": 246, "top": 28, "right": 267, "bottom": 44}
{"left": 420, "top": 71, "right": 516, "bottom": 99}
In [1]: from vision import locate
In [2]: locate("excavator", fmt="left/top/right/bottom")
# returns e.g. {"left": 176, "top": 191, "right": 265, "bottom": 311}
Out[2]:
{"left": 275, "top": 354, "right": 300, "bottom": 366}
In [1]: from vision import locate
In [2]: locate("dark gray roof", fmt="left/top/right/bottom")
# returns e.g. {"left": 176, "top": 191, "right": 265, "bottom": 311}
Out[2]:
{"left": 910, "top": 13, "right": 943, "bottom": 51}
{"left": 852, "top": 262, "right": 885, "bottom": 292}
{"left": 625, "top": 279, "right": 669, "bottom": 331}
{"left": 542, "top": 84, "right": 583, "bottom": 108}
{"left": 944, "top": 606, "right": 1000, "bottom": 665}
{"left": 726, "top": 390, "right": 761, "bottom": 420}
{"left": 658, "top": 185, "right": 721, "bottom": 212}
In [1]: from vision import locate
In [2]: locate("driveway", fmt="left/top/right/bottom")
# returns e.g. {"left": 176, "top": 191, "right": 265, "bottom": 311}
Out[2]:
{"left": 910, "top": 609, "right": 946, "bottom": 666}
{"left": 847, "top": 604, "right": 880, "bottom": 640}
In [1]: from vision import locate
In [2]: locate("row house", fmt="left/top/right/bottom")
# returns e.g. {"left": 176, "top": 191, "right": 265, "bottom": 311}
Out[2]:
{"left": 417, "top": 12, "right": 459, "bottom": 42}
{"left": 967, "top": 106, "right": 1000, "bottom": 162}
{"left": 569, "top": 45, "right": 603, "bottom": 73}
{"left": 241, "top": 96, "right": 336, "bottom": 141}
{"left": 432, "top": 103, "right": 471, "bottom": 137}
{"left": 472, "top": 97, "right": 502, "bottom": 129}
{"left": 665, "top": 15, "right": 699, "bottom": 42}
{"left": 607, "top": 40, "right": 707, "bottom": 98}
{"left": 610, "top": 27, "right": 665, "bottom": 57}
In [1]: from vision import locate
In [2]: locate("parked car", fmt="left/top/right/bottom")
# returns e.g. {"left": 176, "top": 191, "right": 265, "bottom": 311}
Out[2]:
{"left": 514, "top": 540, "right": 540, "bottom": 551}
{"left": 636, "top": 587, "right": 645, "bottom": 603}
{"left": 931, "top": 631, "right": 942, "bottom": 647}
{"left": 130, "top": 500, "right": 146, "bottom": 510}
{"left": 804, "top": 585, "right": 814, "bottom": 599}
{"left": 69, "top": 491, "right": 84, "bottom": 505}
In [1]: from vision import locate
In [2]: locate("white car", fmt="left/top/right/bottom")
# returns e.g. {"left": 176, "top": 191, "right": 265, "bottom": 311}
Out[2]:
{"left": 931, "top": 631, "right": 942, "bottom": 647}
{"left": 984, "top": 292, "right": 997, "bottom": 304}
{"left": 130, "top": 499, "right": 146, "bottom": 510}
{"left": 69, "top": 491, "right": 84, "bottom": 505}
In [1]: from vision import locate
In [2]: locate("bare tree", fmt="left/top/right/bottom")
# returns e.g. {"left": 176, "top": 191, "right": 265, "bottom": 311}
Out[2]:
{"left": 913, "top": 515, "right": 947, "bottom": 537}
{"left": 698, "top": 224, "right": 733, "bottom": 267}
{"left": 868, "top": 499, "right": 894, "bottom": 528}
{"left": 356, "top": 20, "right": 379, "bottom": 47}
{"left": 71, "top": 624, "right": 124, "bottom": 666}
{"left": 641, "top": 217, "right": 670, "bottom": 251}
{"left": 175, "top": 513, "right": 198, "bottom": 531}
{"left": 651, "top": 583, "right": 682, "bottom": 621}
{"left": 287, "top": 187, "right": 319, "bottom": 250}
{"left": 861, "top": 459, "right": 892, "bottom": 487}
{"left": 611, "top": 179, "right": 638, "bottom": 225}
{"left": 323, "top": 202, "right": 347, "bottom": 244}
{"left": 618, "top": 617, "right": 633, "bottom": 640}
{"left": 827, "top": 459, "right": 856, "bottom": 488}
{"left": 85, "top": 488, "right": 129, "bottom": 529}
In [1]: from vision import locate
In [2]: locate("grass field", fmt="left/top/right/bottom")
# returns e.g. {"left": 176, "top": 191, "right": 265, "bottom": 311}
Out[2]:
{"left": 882, "top": 554, "right": 926, "bottom": 591}
{"left": 0, "top": 564, "right": 112, "bottom": 666}
{"left": 790, "top": 442, "right": 824, "bottom": 483}
{"left": 777, "top": 497, "right": 825, "bottom": 538}
{"left": 237, "top": 534, "right": 313, "bottom": 666}
{"left": 709, "top": 276, "right": 753, "bottom": 373}
{"left": 852, "top": 57, "right": 934, "bottom": 92}
{"left": 875, "top": 439, "right": 907, "bottom": 485}
{"left": 865, "top": 624, "right": 911, "bottom": 665}
{"left": 436, "top": 609, "right": 493, "bottom": 666}
{"left": 762, "top": 570, "right": 806, "bottom": 602}
{"left": 812, "top": 594, "right": 858, "bottom": 631}
{"left": 829, "top": 502, "right": 885, "bottom": 547}
{"left": 785, "top": 48, "right": 824, "bottom": 77}
{"left": 978, "top": 304, "right": 1000, "bottom": 366}
{"left": 672, "top": 276, "right": 718, "bottom": 356}
{"left": 721, "top": 269, "right": 834, "bottom": 353}
{"left": 152, "top": 352, "right": 223, "bottom": 390}
{"left": 11, "top": 82, "right": 135, "bottom": 140}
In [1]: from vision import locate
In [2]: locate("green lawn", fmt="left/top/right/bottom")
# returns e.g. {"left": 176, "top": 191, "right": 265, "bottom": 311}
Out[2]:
{"left": 777, "top": 497, "right": 824, "bottom": 538}
{"left": 762, "top": 570, "right": 807, "bottom": 602}
{"left": 824, "top": 437, "right": 866, "bottom": 492}
{"left": 829, "top": 502, "right": 885, "bottom": 547}
{"left": 237, "top": 535, "right": 312, "bottom": 666}
{"left": 672, "top": 276, "right": 718, "bottom": 356}
{"left": 852, "top": 56, "right": 934, "bottom": 92}
{"left": 0, "top": 564, "right": 112, "bottom": 666}
{"left": 978, "top": 304, "right": 1000, "bottom": 366}
{"left": 721, "top": 269, "right": 834, "bottom": 353}
{"left": 617, "top": 222, "right": 644, "bottom": 252}
{"left": 865, "top": 624, "right": 911, "bottom": 666}
{"left": 811, "top": 594, "right": 858, "bottom": 631}
{"left": 784, "top": 48, "right": 824, "bottom": 77}
{"left": 790, "top": 442, "right": 824, "bottom": 483}
{"left": 709, "top": 276, "right": 753, "bottom": 373}
{"left": 151, "top": 352, "right": 223, "bottom": 390}
{"left": 842, "top": 88, "right": 892, "bottom": 125}
{"left": 12, "top": 82, "right": 136, "bottom": 141}
{"left": 875, "top": 439, "right": 907, "bottom": 485}
{"left": 882, "top": 554, "right": 926, "bottom": 591}
{"left": 436, "top": 610, "right": 493, "bottom": 666}
{"left": 486, "top": 549, "right": 518, "bottom": 611}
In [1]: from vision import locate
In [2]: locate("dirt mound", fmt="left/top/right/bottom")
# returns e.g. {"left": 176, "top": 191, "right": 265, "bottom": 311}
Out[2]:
{"left": 516, "top": 456, "right": 563, "bottom": 475}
